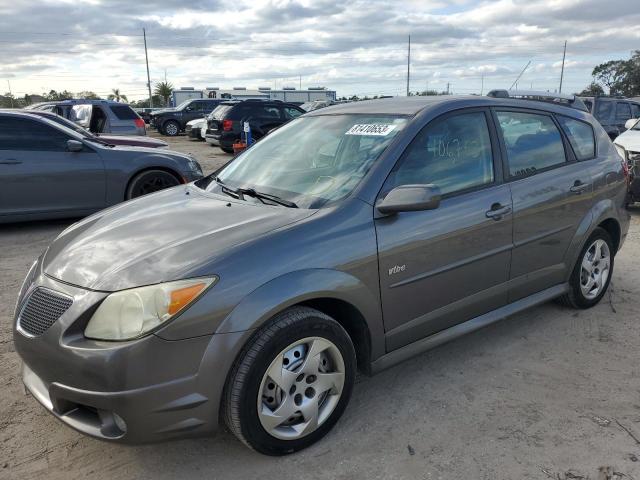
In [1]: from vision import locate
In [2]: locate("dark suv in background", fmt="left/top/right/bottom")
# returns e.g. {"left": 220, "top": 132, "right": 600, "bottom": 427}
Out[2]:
{"left": 205, "top": 99, "right": 304, "bottom": 152}
{"left": 150, "top": 99, "right": 223, "bottom": 136}
{"left": 580, "top": 96, "right": 640, "bottom": 139}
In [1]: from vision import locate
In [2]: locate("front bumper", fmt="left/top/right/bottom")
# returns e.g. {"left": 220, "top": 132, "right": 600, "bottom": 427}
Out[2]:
{"left": 14, "top": 274, "right": 248, "bottom": 444}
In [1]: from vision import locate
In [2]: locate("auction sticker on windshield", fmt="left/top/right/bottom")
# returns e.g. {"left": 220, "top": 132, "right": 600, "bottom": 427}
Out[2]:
{"left": 345, "top": 124, "right": 397, "bottom": 136}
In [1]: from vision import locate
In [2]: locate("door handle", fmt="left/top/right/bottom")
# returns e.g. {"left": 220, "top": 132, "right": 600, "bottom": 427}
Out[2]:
{"left": 569, "top": 180, "right": 590, "bottom": 194}
{"left": 485, "top": 204, "right": 512, "bottom": 220}
{"left": 0, "top": 159, "right": 22, "bottom": 165}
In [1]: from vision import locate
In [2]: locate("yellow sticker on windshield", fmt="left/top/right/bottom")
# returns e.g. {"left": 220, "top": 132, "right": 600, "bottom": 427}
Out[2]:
{"left": 345, "top": 124, "right": 397, "bottom": 136}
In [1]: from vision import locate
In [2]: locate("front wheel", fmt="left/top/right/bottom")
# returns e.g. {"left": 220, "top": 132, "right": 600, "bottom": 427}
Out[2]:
{"left": 125, "top": 170, "right": 181, "bottom": 199}
{"left": 223, "top": 307, "right": 356, "bottom": 455}
{"left": 163, "top": 120, "right": 180, "bottom": 136}
{"left": 559, "top": 227, "right": 614, "bottom": 309}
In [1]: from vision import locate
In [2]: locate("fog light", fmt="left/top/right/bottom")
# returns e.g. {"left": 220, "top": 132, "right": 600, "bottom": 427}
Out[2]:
{"left": 113, "top": 412, "right": 127, "bottom": 433}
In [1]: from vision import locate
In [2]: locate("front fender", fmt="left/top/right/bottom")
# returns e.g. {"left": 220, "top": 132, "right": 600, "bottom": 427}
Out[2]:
{"left": 215, "top": 268, "right": 386, "bottom": 360}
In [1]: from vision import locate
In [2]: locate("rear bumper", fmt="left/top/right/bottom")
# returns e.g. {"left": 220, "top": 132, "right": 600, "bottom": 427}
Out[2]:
{"left": 205, "top": 131, "right": 234, "bottom": 148}
{"left": 13, "top": 274, "right": 248, "bottom": 444}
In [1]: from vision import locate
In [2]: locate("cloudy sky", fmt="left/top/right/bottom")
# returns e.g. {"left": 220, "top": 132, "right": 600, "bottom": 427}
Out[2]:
{"left": 1, "top": 0, "right": 638, "bottom": 100}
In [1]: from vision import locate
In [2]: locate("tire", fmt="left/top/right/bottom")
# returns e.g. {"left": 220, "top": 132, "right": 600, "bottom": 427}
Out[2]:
{"left": 125, "top": 169, "right": 181, "bottom": 199}
{"left": 221, "top": 146, "right": 234, "bottom": 154}
{"left": 162, "top": 120, "right": 180, "bottom": 136}
{"left": 558, "top": 227, "right": 614, "bottom": 309}
{"left": 223, "top": 306, "right": 356, "bottom": 455}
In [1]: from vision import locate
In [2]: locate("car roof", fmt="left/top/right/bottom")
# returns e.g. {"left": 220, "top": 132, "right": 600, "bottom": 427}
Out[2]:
{"left": 305, "top": 95, "right": 595, "bottom": 119}
{"left": 28, "top": 99, "right": 132, "bottom": 107}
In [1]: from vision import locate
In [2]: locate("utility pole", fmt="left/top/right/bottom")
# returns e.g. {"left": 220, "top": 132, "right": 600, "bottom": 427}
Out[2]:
{"left": 406, "top": 35, "right": 411, "bottom": 96}
{"left": 143, "top": 28, "right": 153, "bottom": 108}
{"left": 559, "top": 40, "right": 567, "bottom": 93}
{"left": 480, "top": 74, "right": 484, "bottom": 95}
{"left": 7, "top": 80, "right": 13, "bottom": 108}
{"left": 299, "top": 75, "right": 302, "bottom": 90}
{"left": 446, "top": 82, "right": 450, "bottom": 95}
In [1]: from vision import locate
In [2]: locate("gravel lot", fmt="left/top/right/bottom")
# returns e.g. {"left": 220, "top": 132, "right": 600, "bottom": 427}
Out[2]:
{"left": 2, "top": 132, "right": 640, "bottom": 479}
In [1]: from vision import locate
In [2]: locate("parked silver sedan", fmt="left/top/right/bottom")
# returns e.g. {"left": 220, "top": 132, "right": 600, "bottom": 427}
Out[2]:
{"left": 0, "top": 110, "right": 204, "bottom": 223}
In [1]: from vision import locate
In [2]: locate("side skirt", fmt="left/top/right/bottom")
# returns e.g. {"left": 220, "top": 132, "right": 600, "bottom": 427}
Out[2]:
{"left": 370, "top": 283, "right": 569, "bottom": 374}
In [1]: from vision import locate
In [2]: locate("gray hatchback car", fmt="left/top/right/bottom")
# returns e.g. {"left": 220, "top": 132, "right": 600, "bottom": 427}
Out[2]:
{"left": 14, "top": 96, "right": 630, "bottom": 455}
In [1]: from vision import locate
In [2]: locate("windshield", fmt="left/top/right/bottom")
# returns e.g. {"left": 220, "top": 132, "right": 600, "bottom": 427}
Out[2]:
{"left": 197, "top": 114, "right": 407, "bottom": 208}
{"left": 176, "top": 100, "right": 194, "bottom": 110}
{"left": 42, "top": 114, "right": 92, "bottom": 138}
{"left": 209, "top": 104, "right": 234, "bottom": 120}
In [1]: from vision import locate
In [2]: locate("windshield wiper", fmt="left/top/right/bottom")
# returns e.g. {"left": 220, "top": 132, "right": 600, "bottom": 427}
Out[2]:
{"left": 213, "top": 177, "right": 297, "bottom": 208}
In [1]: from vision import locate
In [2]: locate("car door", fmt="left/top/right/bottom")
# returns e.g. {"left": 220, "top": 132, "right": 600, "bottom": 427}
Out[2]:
{"left": 375, "top": 109, "right": 514, "bottom": 351}
{"left": 0, "top": 115, "right": 106, "bottom": 218}
{"left": 615, "top": 102, "right": 632, "bottom": 137}
{"left": 493, "top": 109, "right": 594, "bottom": 302}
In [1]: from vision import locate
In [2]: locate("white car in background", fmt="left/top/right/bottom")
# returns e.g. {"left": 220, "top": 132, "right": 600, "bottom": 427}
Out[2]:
{"left": 615, "top": 118, "right": 640, "bottom": 204}
{"left": 185, "top": 117, "right": 207, "bottom": 140}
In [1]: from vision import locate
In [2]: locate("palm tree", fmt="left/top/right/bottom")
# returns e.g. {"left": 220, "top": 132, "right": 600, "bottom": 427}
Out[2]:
{"left": 107, "top": 88, "right": 128, "bottom": 103}
{"left": 154, "top": 81, "right": 174, "bottom": 107}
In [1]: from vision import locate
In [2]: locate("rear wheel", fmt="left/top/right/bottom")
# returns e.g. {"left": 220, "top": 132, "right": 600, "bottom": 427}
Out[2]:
{"left": 163, "top": 120, "right": 180, "bottom": 136}
{"left": 126, "top": 170, "right": 181, "bottom": 199}
{"left": 559, "top": 227, "right": 614, "bottom": 309}
{"left": 223, "top": 307, "right": 356, "bottom": 455}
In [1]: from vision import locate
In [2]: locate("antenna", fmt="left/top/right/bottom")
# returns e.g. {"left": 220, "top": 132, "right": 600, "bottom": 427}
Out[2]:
{"left": 510, "top": 61, "right": 531, "bottom": 90}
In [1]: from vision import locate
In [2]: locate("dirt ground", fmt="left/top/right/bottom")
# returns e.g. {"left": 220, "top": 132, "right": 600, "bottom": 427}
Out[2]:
{"left": 2, "top": 132, "right": 640, "bottom": 479}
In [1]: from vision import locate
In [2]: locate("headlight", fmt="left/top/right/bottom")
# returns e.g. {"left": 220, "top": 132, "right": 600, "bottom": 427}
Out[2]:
{"left": 614, "top": 144, "right": 627, "bottom": 161}
{"left": 188, "top": 158, "right": 203, "bottom": 175}
{"left": 84, "top": 277, "right": 216, "bottom": 341}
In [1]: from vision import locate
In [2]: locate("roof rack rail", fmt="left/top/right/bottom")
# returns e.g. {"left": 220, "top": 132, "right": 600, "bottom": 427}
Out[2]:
{"left": 487, "top": 89, "right": 589, "bottom": 112}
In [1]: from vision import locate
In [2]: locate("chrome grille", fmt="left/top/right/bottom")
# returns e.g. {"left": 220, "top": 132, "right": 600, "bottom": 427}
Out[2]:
{"left": 18, "top": 288, "right": 73, "bottom": 336}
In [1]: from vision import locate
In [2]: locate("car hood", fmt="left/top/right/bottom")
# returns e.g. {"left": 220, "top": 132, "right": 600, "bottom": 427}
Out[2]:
{"left": 43, "top": 185, "right": 314, "bottom": 291}
{"left": 615, "top": 130, "right": 640, "bottom": 152}
{"left": 109, "top": 144, "right": 192, "bottom": 160}
{"left": 151, "top": 108, "right": 178, "bottom": 115}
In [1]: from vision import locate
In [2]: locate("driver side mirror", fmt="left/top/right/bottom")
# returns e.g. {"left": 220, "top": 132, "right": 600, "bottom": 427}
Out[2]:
{"left": 376, "top": 184, "right": 441, "bottom": 215}
{"left": 625, "top": 118, "right": 638, "bottom": 130}
{"left": 67, "top": 140, "right": 84, "bottom": 152}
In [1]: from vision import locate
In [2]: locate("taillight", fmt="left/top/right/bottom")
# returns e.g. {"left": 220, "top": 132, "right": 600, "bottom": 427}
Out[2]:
{"left": 222, "top": 119, "right": 233, "bottom": 131}
{"left": 134, "top": 118, "right": 145, "bottom": 128}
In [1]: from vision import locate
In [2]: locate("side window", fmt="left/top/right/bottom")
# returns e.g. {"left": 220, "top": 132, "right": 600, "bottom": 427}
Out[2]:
{"left": 616, "top": 102, "right": 632, "bottom": 121}
{"left": 0, "top": 117, "right": 70, "bottom": 151}
{"left": 595, "top": 101, "right": 613, "bottom": 122}
{"left": 284, "top": 107, "right": 303, "bottom": 119}
{"left": 496, "top": 111, "right": 566, "bottom": 178}
{"left": 261, "top": 106, "right": 281, "bottom": 119}
{"left": 556, "top": 115, "right": 596, "bottom": 161}
{"left": 110, "top": 105, "right": 138, "bottom": 120}
{"left": 386, "top": 111, "right": 494, "bottom": 196}
{"left": 631, "top": 103, "right": 640, "bottom": 119}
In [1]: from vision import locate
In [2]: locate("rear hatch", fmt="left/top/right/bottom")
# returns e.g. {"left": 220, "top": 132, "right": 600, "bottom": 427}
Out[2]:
{"left": 207, "top": 104, "right": 235, "bottom": 133}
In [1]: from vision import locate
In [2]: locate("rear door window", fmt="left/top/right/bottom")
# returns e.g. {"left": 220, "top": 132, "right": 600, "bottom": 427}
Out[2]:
{"left": 496, "top": 111, "right": 566, "bottom": 178}
{"left": 632, "top": 103, "right": 640, "bottom": 119}
{"left": 0, "top": 117, "right": 70, "bottom": 151}
{"left": 283, "top": 107, "right": 303, "bottom": 119}
{"left": 595, "top": 101, "right": 613, "bottom": 122}
{"left": 556, "top": 116, "right": 596, "bottom": 161}
{"left": 387, "top": 111, "right": 495, "bottom": 196}
{"left": 261, "top": 106, "right": 282, "bottom": 119}
{"left": 110, "top": 105, "right": 139, "bottom": 120}
{"left": 616, "top": 102, "right": 632, "bottom": 121}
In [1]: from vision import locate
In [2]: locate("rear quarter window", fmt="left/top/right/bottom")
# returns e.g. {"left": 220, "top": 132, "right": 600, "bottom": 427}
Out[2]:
{"left": 556, "top": 115, "right": 596, "bottom": 161}
{"left": 110, "top": 105, "right": 139, "bottom": 120}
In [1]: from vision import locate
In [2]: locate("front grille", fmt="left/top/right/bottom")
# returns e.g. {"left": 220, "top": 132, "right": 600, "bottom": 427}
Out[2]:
{"left": 18, "top": 288, "right": 73, "bottom": 336}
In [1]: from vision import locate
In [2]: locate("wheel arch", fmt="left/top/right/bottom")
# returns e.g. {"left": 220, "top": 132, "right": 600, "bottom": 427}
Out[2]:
{"left": 214, "top": 269, "right": 385, "bottom": 374}
{"left": 597, "top": 217, "right": 621, "bottom": 253}
{"left": 124, "top": 166, "right": 184, "bottom": 200}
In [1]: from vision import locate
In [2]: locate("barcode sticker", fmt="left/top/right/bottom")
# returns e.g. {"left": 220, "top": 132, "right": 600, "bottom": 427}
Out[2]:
{"left": 345, "top": 124, "right": 397, "bottom": 136}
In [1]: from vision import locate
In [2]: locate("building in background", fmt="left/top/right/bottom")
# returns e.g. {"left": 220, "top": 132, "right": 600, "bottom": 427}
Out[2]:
{"left": 171, "top": 86, "right": 336, "bottom": 106}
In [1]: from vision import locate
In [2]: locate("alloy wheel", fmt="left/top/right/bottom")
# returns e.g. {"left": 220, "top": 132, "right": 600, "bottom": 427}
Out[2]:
{"left": 257, "top": 337, "right": 345, "bottom": 440}
{"left": 580, "top": 239, "right": 611, "bottom": 300}
{"left": 164, "top": 122, "right": 179, "bottom": 136}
